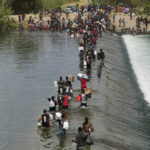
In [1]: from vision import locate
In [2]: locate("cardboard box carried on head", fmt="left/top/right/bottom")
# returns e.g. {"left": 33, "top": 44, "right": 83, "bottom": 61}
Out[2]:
{"left": 68, "top": 75, "right": 74, "bottom": 82}
{"left": 84, "top": 88, "right": 92, "bottom": 95}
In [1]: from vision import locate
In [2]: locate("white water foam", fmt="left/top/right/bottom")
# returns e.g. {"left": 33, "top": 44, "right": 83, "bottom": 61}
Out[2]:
{"left": 123, "top": 35, "right": 150, "bottom": 104}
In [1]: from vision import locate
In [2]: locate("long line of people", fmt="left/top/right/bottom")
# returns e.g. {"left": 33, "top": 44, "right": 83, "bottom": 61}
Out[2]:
{"left": 38, "top": 5, "right": 108, "bottom": 149}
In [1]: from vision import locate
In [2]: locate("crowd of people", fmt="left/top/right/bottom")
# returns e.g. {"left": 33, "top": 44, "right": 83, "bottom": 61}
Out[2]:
{"left": 37, "top": 5, "right": 108, "bottom": 150}
{"left": 17, "top": 5, "right": 111, "bottom": 33}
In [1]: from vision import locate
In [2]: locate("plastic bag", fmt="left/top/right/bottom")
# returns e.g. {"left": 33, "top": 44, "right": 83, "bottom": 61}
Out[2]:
{"left": 76, "top": 95, "right": 81, "bottom": 102}
{"left": 82, "top": 74, "right": 88, "bottom": 80}
{"left": 84, "top": 61, "right": 87, "bottom": 66}
{"left": 94, "top": 50, "right": 97, "bottom": 56}
{"left": 78, "top": 46, "right": 84, "bottom": 51}
{"left": 53, "top": 81, "right": 58, "bottom": 87}
{"left": 71, "top": 34, "right": 74, "bottom": 37}
{"left": 56, "top": 112, "right": 62, "bottom": 120}
{"left": 63, "top": 121, "right": 69, "bottom": 130}
{"left": 77, "top": 73, "right": 83, "bottom": 78}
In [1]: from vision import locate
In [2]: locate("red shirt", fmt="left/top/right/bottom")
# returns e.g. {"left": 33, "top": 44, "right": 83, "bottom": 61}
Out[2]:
{"left": 62, "top": 95, "right": 68, "bottom": 106}
{"left": 79, "top": 78, "right": 87, "bottom": 90}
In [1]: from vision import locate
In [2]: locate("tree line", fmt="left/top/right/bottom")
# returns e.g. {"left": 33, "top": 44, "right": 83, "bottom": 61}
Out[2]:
{"left": 6, "top": 0, "right": 79, "bottom": 14}
{"left": 1, "top": 0, "right": 149, "bottom": 14}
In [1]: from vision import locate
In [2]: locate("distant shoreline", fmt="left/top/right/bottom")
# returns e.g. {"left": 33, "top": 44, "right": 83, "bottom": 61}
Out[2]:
{"left": 10, "top": 10, "right": 150, "bottom": 35}
{"left": 108, "top": 12, "right": 150, "bottom": 35}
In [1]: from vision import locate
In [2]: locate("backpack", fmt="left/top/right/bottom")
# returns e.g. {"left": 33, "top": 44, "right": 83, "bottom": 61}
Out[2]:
{"left": 76, "top": 94, "right": 81, "bottom": 102}
{"left": 50, "top": 100, "right": 55, "bottom": 107}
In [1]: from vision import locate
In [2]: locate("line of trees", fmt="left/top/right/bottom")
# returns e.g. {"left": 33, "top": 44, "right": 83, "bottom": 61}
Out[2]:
{"left": 8, "top": 0, "right": 43, "bottom": 14}
{"left": 0, "top": 0, "right": 17, "bottom": 32}
{"left": 7, "top": 0, "right": 79, "bottom": 14}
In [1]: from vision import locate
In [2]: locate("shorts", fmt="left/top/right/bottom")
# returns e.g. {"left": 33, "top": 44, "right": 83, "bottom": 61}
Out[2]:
{"left": 49, "top": 107, "right": 56, "bottom": 112}
{"left": 100, "top": 59, "right": 104, "bottom": 63}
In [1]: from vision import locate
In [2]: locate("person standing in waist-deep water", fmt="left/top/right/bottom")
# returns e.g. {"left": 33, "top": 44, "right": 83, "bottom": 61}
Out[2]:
{"left": 83, "top": 117, "right": 94, "bottom": 133}
{"left": 39, "top": 109, "right": 50, "bottom": 128}
{"left": 80, "top": 91, "right": 87, "bottom": 108}
{"left": 48, "top": 96, "right": 57, "bottom": 119}
{"left": 74, "top": 127, "right": 87, "bottom": 150}
{"left": 65, "top": 76, "right": 72, "bottom": 88}
{"left": 62, "top": 92, "right": 69, "bottom": 109}
{"left": 82, "top": 117, "right": 94, "bottom": 145}
{"left": 57, "top": 113, "right": 69, "bottom": 136}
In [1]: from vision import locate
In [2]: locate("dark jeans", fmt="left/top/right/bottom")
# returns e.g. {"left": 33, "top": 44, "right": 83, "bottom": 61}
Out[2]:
{"left": 58, "top": 128, "right": 66, "bottom": 136}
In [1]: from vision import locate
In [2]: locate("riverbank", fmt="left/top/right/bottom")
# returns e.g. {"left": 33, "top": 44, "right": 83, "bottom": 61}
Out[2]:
{"left": 10, "top": 12, "right": 89, "bottom": 30}
{"left": 10, "top": 10, "right": 150, "bottom": 35}
{"left": 109, "top": 12, "right": 150, "bottom": 35}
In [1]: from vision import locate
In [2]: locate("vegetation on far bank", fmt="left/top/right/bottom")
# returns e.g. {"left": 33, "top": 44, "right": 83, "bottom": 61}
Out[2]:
{"left": 92, "top": 0, "right": 150, "bottom": 14}
{"left": 0, "top": 0, "right": 150, "bottom": 32}
{"left": 0, "top": 0, "right": 17, "bottom": 32}
{"left": 0, "top": 0, "right": 79, "bottom": 32}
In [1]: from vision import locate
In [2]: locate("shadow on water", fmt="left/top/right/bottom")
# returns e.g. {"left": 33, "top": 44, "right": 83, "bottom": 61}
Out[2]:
{"left": 97, "top": 65, "right": 103, "bottom": 79}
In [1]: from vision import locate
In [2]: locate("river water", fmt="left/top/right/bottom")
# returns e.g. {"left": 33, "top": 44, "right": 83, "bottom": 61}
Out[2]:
{"left": 0, "top": 31, "right": 150, "bottom": 150}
